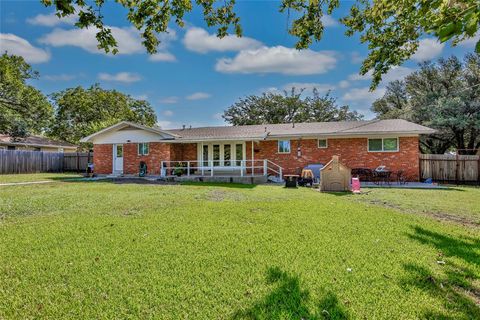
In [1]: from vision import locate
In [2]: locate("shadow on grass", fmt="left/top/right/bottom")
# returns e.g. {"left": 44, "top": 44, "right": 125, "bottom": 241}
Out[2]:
{"left": 408, "top": 226, "right": 480, "bottom": 266}
{"left": 233, "top": 266, "right": 349, "bottom": 319}
{"left": 400, "top": 226, "right": 480, "bottom": 318}
{"left": 320, "top": 191, "right": 352, "bottom": 197}
{"left": 400, "top": 263, "right": 480, "bottom": 319}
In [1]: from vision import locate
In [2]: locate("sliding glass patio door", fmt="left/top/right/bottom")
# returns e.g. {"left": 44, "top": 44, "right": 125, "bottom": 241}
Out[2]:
{"left": 200, "top": 142, "right": 245, "bottom": 167}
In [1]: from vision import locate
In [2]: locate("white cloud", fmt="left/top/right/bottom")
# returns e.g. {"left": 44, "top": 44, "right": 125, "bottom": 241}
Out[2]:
{"left": 183, "top": 27, "right": 263, "bottom": 53}
{"left": 159, "top": 96, "right": 179, "bottom": 104}
{"left": 149, "top": 52, "right": 176, "bottom": 62}
{"left": 338, "top": 80, "right": 350, "bottom": 89}
{"left": 162, "top": 110, "right": 174, "bottom": 116}
{"left": 156, "top": 120, "right": 174, "bottom": 129}
{"left": 0, "top": 33, "right": 50, "bottom": 63}
{"left": 262, "top": 87, "right": 283, "bottom": 95}
{"left": 342, "top": 87, "right": 386, "bottom": 107}
{"left": 411, "top": 38, "right": 445, "bottom": 62}
{"left": 212, "top": 112, "right": 223, "bottom": 120}
{"left": 43, "top": 73, "right": 77, "bottom": 81}
{"left": 350, "top": 51, "right": 364, "bottom": 64}
{"left": 215, "top": 46, "right": 337, "bottom": 75}
{"left": 459, "top": 32, "right": 480, "bottom": 48}
{"left": 27, "top": 12, "right": 78, "bottom": 26}
{"left": 186, "top": 92, "right": 211, "bottom": 100}
{"left": 321, "top": 15, "right": 338, "bottom": 27}
{"left": 133, "top": 94, "right": 148, "bottom": 100}
{"left": 97, "top": 72, "right": 141, "bottom": 83}
{"left": 347, "top": 66, "right": 414, "bottom": 83}
{"left": 39, "top": 26, "right": 176, "bottom": 57}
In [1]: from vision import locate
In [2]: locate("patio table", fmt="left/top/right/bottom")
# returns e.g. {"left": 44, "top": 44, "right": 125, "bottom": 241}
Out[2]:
{"left": 374, "top": 170, "right": 392, "bottom": 185}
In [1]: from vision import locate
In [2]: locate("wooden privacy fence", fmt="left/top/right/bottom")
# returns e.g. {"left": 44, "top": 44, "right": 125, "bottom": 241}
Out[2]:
{"left": 63, "top": 152, "right": 93, "bottom": 172}
{"left": 0, "top": 150, "right": 93, "bottom": 174}
{"left": 419, "top": 154, "right": 480, "bottom": 184}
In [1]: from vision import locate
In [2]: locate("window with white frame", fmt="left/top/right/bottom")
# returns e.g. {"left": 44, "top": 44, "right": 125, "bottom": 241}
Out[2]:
{"left": 318, "top": 139, "right": 328, "bottom": 148}
{"left": 138, "top": 143, "right": 149, "bottom": 155}
{"left": 368, "top": 138, "right": 398, "bottom": 152}
{"left": 278, "top": 140, "right": 291, "bottom": 153}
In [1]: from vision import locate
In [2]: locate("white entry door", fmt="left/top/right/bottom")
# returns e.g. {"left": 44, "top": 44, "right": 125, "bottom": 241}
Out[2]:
{"left": 113, "top": 144, "right": 123, "bottom": 174}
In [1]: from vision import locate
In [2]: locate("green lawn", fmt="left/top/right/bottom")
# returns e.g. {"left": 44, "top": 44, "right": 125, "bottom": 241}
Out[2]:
{"left": 348, "top": 187, "right": 480, "bottom": 225}
{"left": 0, "top": 172, "right": 82, "bottom": 184}
{"left": 0, "top": 177, "right": 479, "bottom": 319}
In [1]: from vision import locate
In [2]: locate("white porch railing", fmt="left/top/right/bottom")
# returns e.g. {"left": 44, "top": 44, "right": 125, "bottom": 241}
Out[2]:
{"left": 160, "top": 159, "right": 282, "bottom": 179}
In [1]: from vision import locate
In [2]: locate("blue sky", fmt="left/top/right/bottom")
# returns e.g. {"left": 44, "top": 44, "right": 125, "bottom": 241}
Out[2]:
{"left": 1, "top": 1, "right": 478, "bottom": 128}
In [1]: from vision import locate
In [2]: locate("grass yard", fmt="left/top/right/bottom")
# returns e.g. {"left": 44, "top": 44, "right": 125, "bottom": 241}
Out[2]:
{"left": 348, "top": 187, "right": 480, "bottom": 225}
{"left": 0, "top": 172, "right": 81, "bottom": 184}
{"left": 0, "top": 177, "right": 479, "bottom": 319}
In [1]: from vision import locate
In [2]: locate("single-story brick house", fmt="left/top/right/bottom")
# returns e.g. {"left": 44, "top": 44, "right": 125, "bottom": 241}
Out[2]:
{"left": 81, "top": 119, "right": 434, "bottom": 181}
{"left": 0, "top": 134, "right": 77, "bottom": 152}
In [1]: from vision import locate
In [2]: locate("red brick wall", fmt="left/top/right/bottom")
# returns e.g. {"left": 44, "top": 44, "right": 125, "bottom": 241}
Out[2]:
{"left": 123, "top": 142, "right": 171, "bottom": 175}
{"left": 93, "top": 137, "right": 420, "bottom": 180}
{"left": 93, "top": 144, "right": 113, "bottom": 174}
{"left": 246, "top": 137, "right": 420, "bottom": 180}
{"left": 171, "top": 143, "right": 197, "bottom": 161}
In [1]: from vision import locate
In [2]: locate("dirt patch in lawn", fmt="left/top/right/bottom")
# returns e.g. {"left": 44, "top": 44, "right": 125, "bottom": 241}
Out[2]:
{"left": 207, "top": 189, "right": 246, "bottom": 202}
{"left": 109, "top": 178, "right": 179, "bottom": 185}
{"left": 362, "top": 198, "right": 480, "bottom": 229}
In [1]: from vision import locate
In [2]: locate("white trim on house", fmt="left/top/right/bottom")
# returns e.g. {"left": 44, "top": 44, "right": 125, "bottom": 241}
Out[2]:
{"left": 80, "top": 121, "right": 179, "bottom": 143}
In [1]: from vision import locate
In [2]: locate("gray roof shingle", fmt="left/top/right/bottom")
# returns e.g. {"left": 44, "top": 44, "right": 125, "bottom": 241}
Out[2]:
{"left": 0, "top": 135, "right": 77, "bottom": 148}
{"left": 165, "top": 119, "right": 434, "bottom": 141}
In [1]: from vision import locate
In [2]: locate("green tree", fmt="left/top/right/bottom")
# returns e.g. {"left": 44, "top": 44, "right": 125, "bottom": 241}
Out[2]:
{"left": 372, "top": 54, "right": 480, "bottom": 154}
{"left": 42, "top": 0, "right": 479, "bottom": 88}
{"left": 49, "top": 84, "right": 157, "bottom": 145}
{"left": 0, "top": 53, "right": 53, "bottom": 138}
{"left": 223, "top": 88, "right": 362, "bottom": 126}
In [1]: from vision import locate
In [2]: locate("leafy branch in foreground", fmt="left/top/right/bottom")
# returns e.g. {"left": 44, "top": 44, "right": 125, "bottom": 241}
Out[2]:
{"left": 41, "top": 0, "right": 480, "bottom": 89}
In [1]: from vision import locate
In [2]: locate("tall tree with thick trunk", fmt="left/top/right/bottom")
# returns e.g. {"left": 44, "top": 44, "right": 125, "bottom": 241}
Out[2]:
{"left": 223, "top": 88, "right": 362, "bottom": 126}
{"left": 49, "top": 84, "right": 157, "bottom": 145}
{"left": 40, "top": 0, "right": 479, "bottom": 89}
{"left": 0, "top": 53, "right": 53, "bottom": 138}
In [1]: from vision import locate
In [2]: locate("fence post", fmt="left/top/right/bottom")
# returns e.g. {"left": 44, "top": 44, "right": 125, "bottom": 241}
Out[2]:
{"left": 263, "top": 159, "right": 267, "bottom": 176}
{"left": 210, "top": 160, "right": 214, "bottom": 177}
{"left": 478, "top": 157, "right": 480, "bottom": 186}
{"left": 187, "top": 161, "right": 190, "bottom": 177}
{"left": 455, "top": 153, "right": 459, "bottom": 185}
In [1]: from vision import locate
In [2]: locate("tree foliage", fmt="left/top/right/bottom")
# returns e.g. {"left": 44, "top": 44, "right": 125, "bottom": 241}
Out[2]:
{"left": 223, "top": 88, "right": 363, "bottom": 126}
{"left": 49, "top": 84, "right": 157, "bottom": 145}
{"left": 42, "top": 0, "right": 480, "bottom": 89}
{"left": 0, "top": 53, "right": 53, "bottom": 138}
{"left": 372, "top": 54, "right": 480, "bottom": 154}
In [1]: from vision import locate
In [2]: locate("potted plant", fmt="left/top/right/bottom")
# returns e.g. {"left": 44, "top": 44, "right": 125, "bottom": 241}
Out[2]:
{"left": 173, "top": 163, "right": 185, "bottom": 176}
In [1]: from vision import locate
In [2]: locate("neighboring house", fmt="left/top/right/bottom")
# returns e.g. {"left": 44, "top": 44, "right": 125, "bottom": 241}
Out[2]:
{"left": 81, "top": 119, "right": 435, "bottom": 181}
{"left": 0, "top": 135, "right": 77, "bottom": 152}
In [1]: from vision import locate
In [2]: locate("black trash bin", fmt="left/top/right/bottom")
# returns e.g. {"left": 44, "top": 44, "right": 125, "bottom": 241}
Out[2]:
{"left": 284, "top": 175, "right": 299, "bottom": 188}
{"left": 139, "top": 161, "right": 147, "bottom": 177}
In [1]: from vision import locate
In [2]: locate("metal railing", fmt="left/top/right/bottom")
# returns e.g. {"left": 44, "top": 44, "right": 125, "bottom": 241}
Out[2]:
{"left": 160, "top": 159, "right": 282, "bottom": 179}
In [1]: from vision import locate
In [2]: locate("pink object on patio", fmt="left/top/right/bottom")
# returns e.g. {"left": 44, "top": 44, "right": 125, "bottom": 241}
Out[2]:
{"left": 351, "top": 177, "right": 361, "bottom": 193}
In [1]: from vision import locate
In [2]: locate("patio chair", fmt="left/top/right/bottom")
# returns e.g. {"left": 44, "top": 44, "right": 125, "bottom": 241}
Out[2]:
{"left": 395, "top": 170, "right": 407, "bottom": 185}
